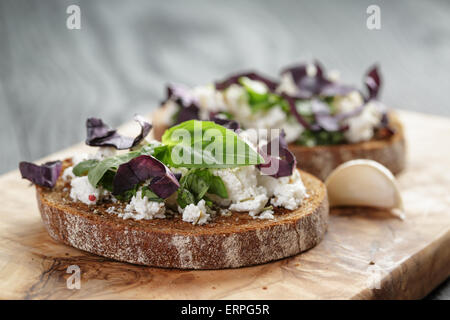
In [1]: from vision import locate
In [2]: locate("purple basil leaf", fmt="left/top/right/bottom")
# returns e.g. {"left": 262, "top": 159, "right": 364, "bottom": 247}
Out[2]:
{"left": 163, "top": 83, "right": 201, "bottom": 124}
{"left": 176, "top": 104, "right": 200, "bottom": 124}
{"left": 86, "top": 115, "right": 152, "bottom": 150}
{"left": 364, "top": 65, "right": 381, "bottom": 101}
{"left": 311, "top": 99, "right": 341, "bottom": 131}
{"left": 166, "top": 83, "right": 198, "bottom": 108}
{"left": 19, "top": 160, "right": 62, "bottom": 188}
{"left": 282, "top": 93, "right": 318, "bottom": 130}
{"left": 112, "top": 155, "right": 179, "bottom": 198}
{"left": 210, "top": 116, "right": 240, "bottom": 131}
{"left": 281, "top": 61, "right": 355, "bottom": 98}
{"left": 257, "top": 130, "right": 297, "bottom": 178}
{"left": 215, "top": 71, "right": 278, "bottom": 92}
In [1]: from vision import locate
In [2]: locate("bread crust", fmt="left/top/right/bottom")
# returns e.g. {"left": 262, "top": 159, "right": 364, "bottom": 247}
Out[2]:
{"left": 152, "top": 109, "right": 406, "bottom": 181}
{"left": 36, "top": 171, "right": 328, "bottom": 269}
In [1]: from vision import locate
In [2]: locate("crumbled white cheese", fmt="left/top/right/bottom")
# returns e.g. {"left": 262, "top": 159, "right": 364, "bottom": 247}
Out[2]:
{"left": 343, "top": 101, "right": 383, "bottom": 143}
{"left": 276, "top": 72, "right": 299, "bottom": 96}
{"left": 283, "top": 117, "right": 304, "bottom": 143}
{"left": 94, "top": 146, "right": 116, "bottom": 160}
{"left": 72, "top": 153, "right": 90, "bottom": 166}
{"left": 106, "top": 206, "right": 116, "bottom": 214}
{"left": 229, "top": 192, "right": 269, "bottom": 216}
{"left": 256, "top": 209, "right": 275, "bottom": 220}
{"left": 122, "top": 190, "right": 165, "bottom": 220}
{"left": 180, "top": 199, "right": 210, "bottom": 225}
{"left": 69, "top": 176, "right": 101, "bottom": 205}
{"left": 211, "top": 166, "right": 262, "bottom": 203}
{"left": 192, "top": 84, "right": 227, "bottom": 120}
{"left": 62, "top": 166, "right": 75, "bottom": 181}
{"left": 333, "top": 90, "right": 364, "bottom": 114}
{"left": 212, "top": 166, "right": 269, "bottom": 216}
{"left": 258, "top": 169, "right": 307, "bottom": 210}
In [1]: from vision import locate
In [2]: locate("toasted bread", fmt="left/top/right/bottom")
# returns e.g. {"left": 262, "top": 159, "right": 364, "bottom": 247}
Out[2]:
{"left": 152, "top": 108, "right": 406, "bottom": 181}
{"left": 36, "top": 170, "right": 328, "bottom": 269}
{"left": 288, "top": 114, "right": 406, "bottom": 180}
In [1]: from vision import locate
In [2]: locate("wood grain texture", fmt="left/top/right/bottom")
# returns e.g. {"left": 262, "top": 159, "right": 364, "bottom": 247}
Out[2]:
{"left": 0, "top": 110, "right": 448, "bottom": 299}
{"left": 0, "top": 0, "right": 449, "bottom": 299}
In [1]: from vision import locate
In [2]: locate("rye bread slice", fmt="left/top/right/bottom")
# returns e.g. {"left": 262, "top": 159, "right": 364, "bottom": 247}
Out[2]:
{"left": 288, "top": 114, "right": 406, "bottom": 180}
{"left": 36, "top": 170, "right": 328, "bottom": 269}
{"left": 152, "top": 108, "right": 406, "bottom": 181}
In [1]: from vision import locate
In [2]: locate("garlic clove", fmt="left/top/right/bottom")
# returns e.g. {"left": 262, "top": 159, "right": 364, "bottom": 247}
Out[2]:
{"left": 325, "top": 160, "right": 404, "bottom": 219}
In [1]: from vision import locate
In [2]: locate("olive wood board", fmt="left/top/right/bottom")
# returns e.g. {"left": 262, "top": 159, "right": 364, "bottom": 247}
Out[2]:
{"left": 0, "top": 110, "right": 448, "bottom": 299}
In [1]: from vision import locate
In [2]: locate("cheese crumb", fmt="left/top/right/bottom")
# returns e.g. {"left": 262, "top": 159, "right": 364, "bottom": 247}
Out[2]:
{"left": 180, "top": 199, "right": 210, "bottom": 225}
{"left": 70, "top": 176, "right": 101, "bottom": 205}
{"left": 122, "top": 190, "right": 165, "bottom": 220}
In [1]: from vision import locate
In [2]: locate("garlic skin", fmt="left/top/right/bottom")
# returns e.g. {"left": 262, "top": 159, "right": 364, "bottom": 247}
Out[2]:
{"left": 325, "top": 160, "right": 404, "bottom": 218}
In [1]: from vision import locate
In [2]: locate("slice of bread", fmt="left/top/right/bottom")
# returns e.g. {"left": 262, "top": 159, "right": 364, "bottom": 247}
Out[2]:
{"left": 288, "top": 114, "right": 406, "bottom": 180}
{"left": 36, "top": 170, "right": 328, "bottom": 269}
{"left": 152, "top": 108, "right": 406, "bottom": 181}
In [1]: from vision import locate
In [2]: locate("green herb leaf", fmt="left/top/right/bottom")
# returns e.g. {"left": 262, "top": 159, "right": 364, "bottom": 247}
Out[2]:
{"left": 208, "top": 175, "right": 228, "bottom": 198}
{"left": 239, "top": 76, "right": 269, "bottom": 104}
{"left": 72, "top": 159, "right": 99, "bottom": 177}
{"left": 161, "top": 120, "right": 263, "bottom": 168}
{"left": 177, "top": 188, "right": 196, "bottom": 209}
{"left": 141, "top": 186, "right": 164, "bottom": 202}
{"left": 176, "top": 169, "right": 228, "bottom": 208}
{"left": 87, "top": 143, "right": 158, "bottom": 188}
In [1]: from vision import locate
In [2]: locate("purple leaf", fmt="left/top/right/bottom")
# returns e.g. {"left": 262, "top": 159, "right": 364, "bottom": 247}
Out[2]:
{"left": 176, "top": 104, "right": 200, "bottom": 124}
{"left": 281, "top": 61, "right": 354, "bottom": 98}
{"left": 166, "top": 83, "right": 199, "bottom": 108}
{"left": 210, "top": 115, "right": 240, "bottom": 131}
{"left": 86, "top": 115, "right": 152, "bottom": 150}
{"left": 112, "top": 155, "right": 179, "bottom": 198}
{"left": 19, "top": 160, "right": 62, "bottom": 188}
{"left": 311, "top": 99, "right": 341, "bottom": 131}
{"left": 215, "top": 71, "right": 278, "bottom": 92}
{"left": 282, "top": 93, "right": 318, "bottom": 130}
{"left": 364, "top": 65, "right": 381, "bottom": 101}
{"left": 164, "top": 83, "right": 201, "bottom": 124}
{"left": 257, "top": 131, "right": 297, "bottom": 178}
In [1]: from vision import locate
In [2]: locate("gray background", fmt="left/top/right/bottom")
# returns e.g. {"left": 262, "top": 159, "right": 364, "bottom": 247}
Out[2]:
{"left": 0, "top": 0, "right": 448, "bottom": 299}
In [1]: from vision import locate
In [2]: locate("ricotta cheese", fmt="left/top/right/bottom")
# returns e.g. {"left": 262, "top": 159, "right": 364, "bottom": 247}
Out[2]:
{"left": 69, "top": 176, "right": 101, "bottom": 205}
{"left": 192, "top": 84, "right": 227, "bottom": 120}
{"left": 343, "top": 101, "right": 383, "bottom": 143}
{"left": 211, "top": 166, "right": 269, "bottom": 216}
{"left": 122, "top": 190, "right": 166, "bottom": 220}
{"left": 333, "top": 91, "right": 364, "bottom": 114}
{"left": 258, "top": 169, "right": 307, "bottom": 210}
{"left": 62, "top": 166, "right": 75, "bottom": 181}
{"left": 180, "top": 199, "right": 210, "bottom": 225}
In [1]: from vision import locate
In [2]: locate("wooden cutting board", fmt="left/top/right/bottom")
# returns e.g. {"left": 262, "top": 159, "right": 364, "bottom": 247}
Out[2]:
{"left": 0, "top": 110, "right": 448, "bottom": 300}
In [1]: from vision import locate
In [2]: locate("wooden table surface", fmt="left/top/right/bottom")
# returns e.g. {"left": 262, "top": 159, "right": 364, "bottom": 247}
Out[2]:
{"left": 0, "top": 0, "right": 449, "bottom": 299}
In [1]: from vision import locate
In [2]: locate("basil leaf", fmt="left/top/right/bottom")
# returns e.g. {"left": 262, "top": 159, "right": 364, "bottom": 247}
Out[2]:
{"left": 177, "top": 188, "right": 196, "bottom": 209}
{"left": 208, "top": 175, "right": 228, "bottom": 198}
{"left": 115, "top": 184, "right": 139, "bottom": 202}
{"left": 141, "top": 186, "right": 164, "bottom": 202}
{"left": 72, "top": 159, "right": 99, "bottom": 177}
{"left": 162, "top": 120, "right": 263, "bottom": 168}
{"left": 87, "top": 144, "right": 157, "bottom": 187}
{"left": 239, "top": 76, "right": 269, "bottom": 104}
{"left": 176, "top": 169, "right": 228, "bottom": 208}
